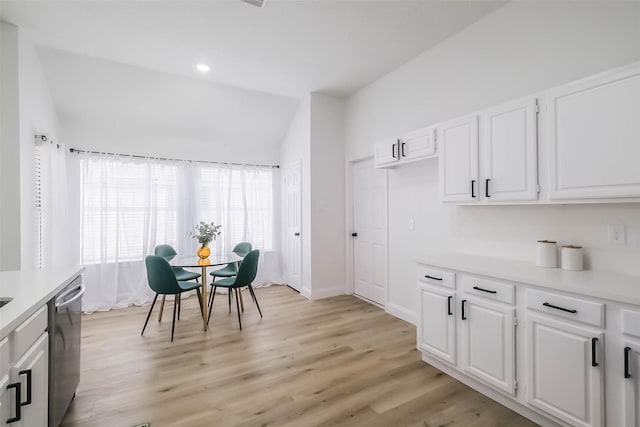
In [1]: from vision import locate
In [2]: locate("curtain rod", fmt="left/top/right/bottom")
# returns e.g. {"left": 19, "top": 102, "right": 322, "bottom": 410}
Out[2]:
{"left": 68, "top": 148, "right": 279, "bottom": 169}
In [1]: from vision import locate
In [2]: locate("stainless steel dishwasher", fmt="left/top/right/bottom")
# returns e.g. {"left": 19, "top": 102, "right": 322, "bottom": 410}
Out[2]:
{"left": 48, "top": 275, "right": 84, "bottom": 427}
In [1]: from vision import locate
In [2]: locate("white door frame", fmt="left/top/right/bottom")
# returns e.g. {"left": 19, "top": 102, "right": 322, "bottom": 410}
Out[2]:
{"left": 282, "top": 160, "right": 302, "bottom": 291}
{"left": 345, "top": 156, "right": 388, "bottom": 307}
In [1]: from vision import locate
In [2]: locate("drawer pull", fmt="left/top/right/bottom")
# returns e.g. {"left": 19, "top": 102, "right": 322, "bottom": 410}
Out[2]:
{"left": 424, "top": 275, "right": 442, "bottom": 281}
{"left": 625, "top": 347, "right": 632, "bottom": 379}
{"left": 592, "top": 337, "right": 599, "bottom": 367}
{"left": 447, "top": 296, "right": 452, "bottom": 316}
{"left": 6, "top": 382, "right": 21, "bottom": 423}
{"left": 542, "top": 302, "right": 577, "bottom": 314}
{"left": 473, "top": 286, "right": 497, "bottom": 294}
{"left": 461, "top": 299, "right": 467, "bottom": 320}
{"left": 471, "top": 180, "right": 476, "bottom": 198}
{"left": 19, "top": 369, "right": 32, "bottom": 406}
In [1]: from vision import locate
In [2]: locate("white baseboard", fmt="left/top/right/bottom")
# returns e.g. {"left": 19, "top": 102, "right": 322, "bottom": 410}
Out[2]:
{"left": 386, "top": 302, "right": 416, "bottom": 325}
{"left": 304, "top": 286, "right": 346, "bottom": 300}
{"left": 300, "top": 287, "right": 312, "bottom": 300}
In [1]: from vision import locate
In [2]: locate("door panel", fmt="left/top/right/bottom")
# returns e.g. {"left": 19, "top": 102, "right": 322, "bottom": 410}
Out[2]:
{"left": 352, "top": 158, "right": 387, "bottom": 305}
{"left": 418, "top": 287, "right": 455, "bottom": 364}
{"left": 481, "top": 98, "right": 538, "bottom": 202}
{"left": 374, "top": 138, "right": 398, "bottom": 168}
{"left": 547, "top": 67, "right": 640, "bottom": 199}
{"left": 438, "top": 115, "right": 479, "bottom": 202}
{"left": 400, "top": 127, "right": 436, "bottom": 161}
{"left": 461, "top": 298, "right": 515, "bottom": 395}
{"left": 526, "top": 313, "right": 603, "bottom": 427}
{"left": 282, "top": 161, "right": 302, "bottom": 290}
{"left": 624, "top": 340, "right": 640, "bottom": 427}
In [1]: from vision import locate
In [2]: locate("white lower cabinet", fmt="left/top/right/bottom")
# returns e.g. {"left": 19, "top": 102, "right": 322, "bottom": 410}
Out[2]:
{"left": 526, "top": 314, "right": 604, "bottom": 427}
{"left": 460, "top": 298, "right": 516, "bottom": 395}
{"left": 418, "top": 286, "right": 456, "bottom": 365}
{"left": 623, "top": 339, "right": 640, "bottom": 426}
{"left": 9, "top": 333, "right": 48, "bottom": 426}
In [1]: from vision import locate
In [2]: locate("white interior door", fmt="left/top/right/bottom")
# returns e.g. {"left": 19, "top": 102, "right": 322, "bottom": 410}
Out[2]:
{"left": 352, "top": 158, "right": 387, "bottom": 305}
{"left": 282, "top": 161, "right": 302, "bottom": 291}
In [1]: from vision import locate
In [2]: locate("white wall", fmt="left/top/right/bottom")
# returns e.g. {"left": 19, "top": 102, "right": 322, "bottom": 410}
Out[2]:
{"left": 0, "top": 22, "right": 21, "bottom": 271}
{"left": 309, "top": 93, "right": 346, "bottom": 298}
{"left": 280, "top": 96, "right": 312, "bottom": 295}
{"left": 344, "top": 1, "right": 640, "bottom": 323}
{"left": 18, "top": 29, "right": 61, "bottom": 269}
{"left": 279, "top": 93, "right": 347, "bottom": 298}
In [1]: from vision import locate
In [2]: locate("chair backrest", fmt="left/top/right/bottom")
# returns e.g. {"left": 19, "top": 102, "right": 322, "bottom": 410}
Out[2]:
{"left": 145, "top": 255, "right": 181, "bottom": 294}
{"left": 232, "top": 242, "right": 252, "bottom": 258}
{"left": 234, "top": 249, "right": 260, "bottom": 287}
{"left": 155, "top": 244, "right": 177, "bottom": 260}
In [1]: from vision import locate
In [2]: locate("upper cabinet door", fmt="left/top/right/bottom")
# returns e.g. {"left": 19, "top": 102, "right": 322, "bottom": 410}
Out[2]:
{"left": 481, "top": 98, "right": 538, "bottom": 202}
{"left": 547, "top": 66, "right": 640, "bottom": 200}
{"left": 438, "top": 115, "right": 479, "bottom": 202}
{"left": 399, "top": 126, "right": 436, "bottom": 162}
{"left": 374, "top": 138, "right": 399, "bottom": 168}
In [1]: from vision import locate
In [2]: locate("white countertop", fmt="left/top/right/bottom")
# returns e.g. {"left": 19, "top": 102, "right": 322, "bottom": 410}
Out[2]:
{"left": 0, "top": 266, "right": 84, "bottom": 340}
{"left": 418, "top": 253, "right": 640, "bottom": 306}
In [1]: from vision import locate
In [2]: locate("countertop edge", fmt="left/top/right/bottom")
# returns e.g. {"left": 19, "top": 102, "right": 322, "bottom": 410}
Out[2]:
{"left": 417, "top": 254, "right": 640, "bottom": 306}
{"left": 0, "top": 266, "right": 85, "bottom": 340}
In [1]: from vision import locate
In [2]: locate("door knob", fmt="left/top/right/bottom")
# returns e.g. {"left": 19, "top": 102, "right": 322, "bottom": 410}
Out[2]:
{"left": 294, "top": 232, "right": 300, "bottom": 236}
{"left": 351, "top": 232, "right": 358, "bottom": 237}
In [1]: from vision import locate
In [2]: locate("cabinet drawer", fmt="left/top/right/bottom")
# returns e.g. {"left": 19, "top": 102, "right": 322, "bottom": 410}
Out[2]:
{"left": 11, "top": 305, "right": 48, "bottom": 361}
{"left": 460, "top": 274, "right": 515, "bottom": 305}
{"left": 417, "top": 265, "right": 455, "bottom": 289}
{"left": 0, "top": 338, "right": 8, "bottom": 376}
{"left": 623, "top": 309, "right": 640, "bottom": 338}
{"left": 526, "top": 289, "right": 604, "bottom": 328}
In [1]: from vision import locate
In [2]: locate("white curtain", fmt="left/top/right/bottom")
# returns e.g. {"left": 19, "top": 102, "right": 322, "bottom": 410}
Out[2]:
{"left": 77, "top": 153, "right": 281, "bottom": 312}
{"left": 38, "top": 140, "right": 73, "bottom": 268}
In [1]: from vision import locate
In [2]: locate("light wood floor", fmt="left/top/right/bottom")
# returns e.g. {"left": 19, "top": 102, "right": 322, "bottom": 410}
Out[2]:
{"left": 62, "top": 286, "right": 537, "bottom": 427}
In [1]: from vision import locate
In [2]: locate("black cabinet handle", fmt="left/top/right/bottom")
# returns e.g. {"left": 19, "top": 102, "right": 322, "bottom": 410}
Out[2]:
{"left": 401, "top": 141, "right": 406, "bottom": 157}
{"left": 294, "top": 232, "right": 300, "bottom": 236}
{"left": 485, "top": 179, "right": 491, "bottom": 198}
{"left": 447, "top": 296, "right": 452, "bottom": 316}
{"left": 625, "top": 346, "right": 632, "bottom": 379}
{"left": 473, "top": 286, "right": 497, "bottom": 294}
{"left": 461, "top": 299, "right": 467, "bottom": 320}
{"left": 471, "top": 180, "right": 476, "bottom": 198}
{"left": 351, "top": 232, "right": 357, "bottom": 237}
{"left": 424, "top": 275, "right": 442, "bottom": 281}
{"left": 19, "top": 370, "right": 32, "bottom": 406}
{"left": 542, "top": 302, "right": 577, "bottom": 314}
{"left": 592, "top": 337, "right": 599, "bottom": 367}
{"left": 392, "top": 143, "right": 396, "bottom": 159}
{"left": 6, "top": 382, "right": 21, "bottom": 423}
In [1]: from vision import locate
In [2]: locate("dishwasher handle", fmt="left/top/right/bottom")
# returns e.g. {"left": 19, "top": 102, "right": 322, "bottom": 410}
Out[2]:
{"left": 56, "top": 284, "right": 85, "bottom": 309}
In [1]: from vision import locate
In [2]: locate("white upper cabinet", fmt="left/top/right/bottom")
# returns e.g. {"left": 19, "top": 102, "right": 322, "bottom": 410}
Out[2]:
{"left": 438, "top": 115, "right": 479, "bottom": 202}
{"left": 546, "top": 65, "right": 640, "bottom": 200}
{"left": 399, "top": 126, "right": 436, "bottom": 163}
{"left": 374, "top": 126, "right": 437, "bottom": 169}
{"left": 374, "top": 138, "right": 399, "bottom": 168}
{"left": 480, "top": 98, "right": 539, "bottom": 202}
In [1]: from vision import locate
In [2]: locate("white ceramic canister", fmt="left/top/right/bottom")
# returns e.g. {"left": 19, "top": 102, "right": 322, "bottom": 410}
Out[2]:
{"left": 561, "top": 245, "right": 584, "bottom": 271}
{"left": 536, "top": 240, "right": 558, "bottom": 268}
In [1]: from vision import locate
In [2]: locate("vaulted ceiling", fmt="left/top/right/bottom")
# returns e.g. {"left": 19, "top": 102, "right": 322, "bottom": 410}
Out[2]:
{"left": 1, "top": 0, "right": 504, "bottom": 155}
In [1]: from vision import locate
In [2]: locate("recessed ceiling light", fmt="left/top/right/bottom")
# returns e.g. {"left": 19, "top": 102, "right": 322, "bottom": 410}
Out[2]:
{"left": 196, "top": 64, "right": 210, "bottom": 72}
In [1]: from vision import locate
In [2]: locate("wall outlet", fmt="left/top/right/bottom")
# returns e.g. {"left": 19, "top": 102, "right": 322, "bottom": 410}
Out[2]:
{"left": 409, "top": 219, "right": 415, "bottom": 230}
{"left": 608, "top": 224, "right": 626, "bottom": 245}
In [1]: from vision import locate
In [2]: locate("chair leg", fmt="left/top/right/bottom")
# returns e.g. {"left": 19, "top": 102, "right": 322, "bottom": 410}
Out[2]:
{"left": 171, "top": 294, "right": 178, "bottom": 342}
{"left": 208, "top": 282, "right": 215, "bottom": 307}
{"left": 248, "top": 285, "right": 262, "bottom": 318}
{"left": 178, "top": 293, "right": 183, "bottom": 320}
{"left": 234, "top": 288, "right": 242, "bottom": 330}
{"left": 142, "top": 294, "right": 159, "bottom": 336}
{"left": 196, "top": 288, "right": 204, "bottom": 319}
{"left": 207, "top": 286, "right": 217, "bottom": 326}
{"left": 228, "top": 289, "right": 232, "bottom": 314}
{"left": 158, "top": 295, "right": 166, "bottom": 322}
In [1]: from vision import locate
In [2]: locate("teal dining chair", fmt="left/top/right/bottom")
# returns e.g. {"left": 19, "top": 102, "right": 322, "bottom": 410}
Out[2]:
{"left": 155, "top": 244, "right": 202, "bottom": 322}
{"left": 143, "top": 255, "right": 204, "bottom": 341}
{"left": 209, "top": 242, "right": 252, "bottom": 311}
{"left": 208, "top": 249, "right": 261, "bottom": 330}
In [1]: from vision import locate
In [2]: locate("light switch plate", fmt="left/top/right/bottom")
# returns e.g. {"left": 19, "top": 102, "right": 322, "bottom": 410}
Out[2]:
{"left": 608, "top": 224, "right": 626, "bottom": 245}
